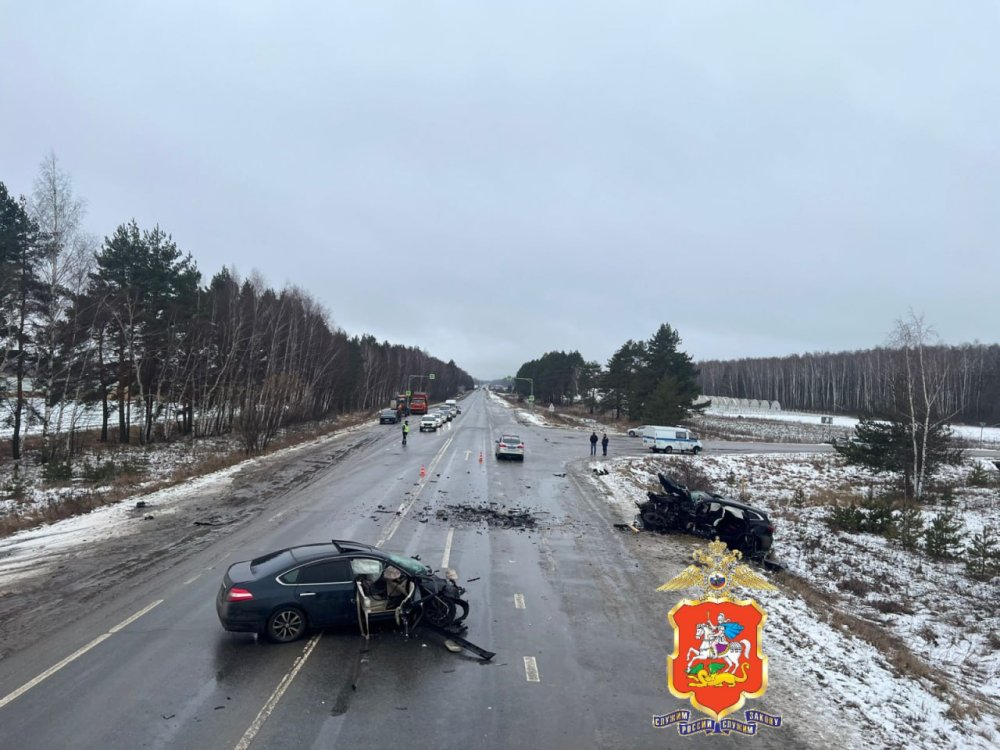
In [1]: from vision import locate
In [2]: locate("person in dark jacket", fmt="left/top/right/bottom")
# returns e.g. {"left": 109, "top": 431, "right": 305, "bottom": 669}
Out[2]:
{"left": 601, "top": 433, "right": 609, "bottom": 456}
{"left": 589, "top": 431, "right": 598, "bottom": 456}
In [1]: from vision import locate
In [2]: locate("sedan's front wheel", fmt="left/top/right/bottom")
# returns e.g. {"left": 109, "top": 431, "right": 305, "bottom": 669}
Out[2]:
{"left": 266, "top": 607, "right": 307, "bottom": 643}
{"left": 423, "top": 596, "right": 457, "bottom": 628}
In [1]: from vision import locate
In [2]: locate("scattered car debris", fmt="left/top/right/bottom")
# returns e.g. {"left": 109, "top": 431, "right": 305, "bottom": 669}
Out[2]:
{"left": 592, "top": 467, "right": 610, "bottom": 476}
{"left": 435, "top": 503, "right": 538, "bottom": 529}
{"left": 466, "top": 577, "right": 481, "bottom": 583}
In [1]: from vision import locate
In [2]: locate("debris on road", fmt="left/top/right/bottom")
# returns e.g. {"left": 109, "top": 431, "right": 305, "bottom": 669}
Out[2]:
{"left": 435, "top": 503, "right": 538, "bottom": 529}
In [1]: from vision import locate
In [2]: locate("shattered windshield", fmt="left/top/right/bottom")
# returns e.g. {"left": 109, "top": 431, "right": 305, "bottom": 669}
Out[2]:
{"left": 387, "top": 553, "right": 429, "bottom": 575}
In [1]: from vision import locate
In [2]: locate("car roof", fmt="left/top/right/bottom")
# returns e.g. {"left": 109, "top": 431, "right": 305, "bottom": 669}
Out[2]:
{"left": 499, "top": 433, "right": 521, "bottom": 440}
{"left": 251, "top": 540, "right": 381, "bottom": 567}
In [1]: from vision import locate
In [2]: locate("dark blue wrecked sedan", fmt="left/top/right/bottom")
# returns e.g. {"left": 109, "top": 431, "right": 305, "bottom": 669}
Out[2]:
{"left": 216, "top": 539, "right": 469, "bottom": 642}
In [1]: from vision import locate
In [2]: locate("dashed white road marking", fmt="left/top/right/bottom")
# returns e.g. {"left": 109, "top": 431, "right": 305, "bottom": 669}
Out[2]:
{"left": 234, "top": 634, "right": 321, "bottom": 750}
{"left": 0, "top": 599, "right": 163, "bottom": 710}
{"left": 523, "top": 656, "right": 540, "bottom": 682}
{"left": 514, "top": 593, "right": 526, "bottom": 609}
{"left": 441, "top": 527, "right": 455, "bottom": 569}
{"left": 182, "top": 573, "right": 202, "bottom": 585}
{"left": 377, "top": 435, "right": 453, "bottom": 547}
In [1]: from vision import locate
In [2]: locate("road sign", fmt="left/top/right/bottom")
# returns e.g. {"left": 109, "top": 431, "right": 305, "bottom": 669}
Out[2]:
{"left": 429, "top": 373, "right": 436, "bottom": 380}
{"left": 527, "top": 395, "right": 535, "bottom": 403}
{"left": 405, "top": 390, "right": 412, "bottom": 396}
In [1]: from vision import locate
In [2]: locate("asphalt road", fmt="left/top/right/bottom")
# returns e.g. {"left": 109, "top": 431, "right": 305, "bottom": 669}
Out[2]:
{"left": 0, "top": 390, "right": 837, "bottom": 749}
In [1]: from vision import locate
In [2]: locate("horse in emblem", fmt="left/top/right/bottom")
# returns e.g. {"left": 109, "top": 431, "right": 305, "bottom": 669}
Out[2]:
{"left": 686, "top": 616, "right": 751, "bottom": 674}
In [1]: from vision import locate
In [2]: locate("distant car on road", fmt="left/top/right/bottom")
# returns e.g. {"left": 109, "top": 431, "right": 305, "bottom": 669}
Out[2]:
{"left": 495, "top": 434, "right": 525, "bottom": 461}
{"left": 379, "top": 409, "right": 398, "bottom": 424}
{"left": 627, "top": 425, "right": 647, "bottom": 437}
{"left": 216, "top": 540, "right": 469, "bottom": 642}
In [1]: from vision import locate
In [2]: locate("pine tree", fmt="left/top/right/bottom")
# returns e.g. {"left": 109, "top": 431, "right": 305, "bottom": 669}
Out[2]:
{"left": 923, "top": 507, "right": 963, "bottom": 560}
{"left": 965, "top": 530, "right": 1000, "bottom": 581}
{"left": 893, "top": 505, "right": 924, "bottom": 551}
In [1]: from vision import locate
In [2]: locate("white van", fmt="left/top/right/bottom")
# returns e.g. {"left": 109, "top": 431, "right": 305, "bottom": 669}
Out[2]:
{"left": 642, "top": 426, "right": 703, "bottom": 454}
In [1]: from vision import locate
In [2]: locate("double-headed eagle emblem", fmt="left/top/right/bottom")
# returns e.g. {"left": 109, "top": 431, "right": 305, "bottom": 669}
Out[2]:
{"left": 657, "top": 539, "right": 777, "bottom": 599}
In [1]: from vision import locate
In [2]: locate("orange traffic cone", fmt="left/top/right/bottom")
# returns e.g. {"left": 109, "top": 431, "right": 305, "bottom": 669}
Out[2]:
{"left": 420, "top": 465, "right": 427, "bottom": 478}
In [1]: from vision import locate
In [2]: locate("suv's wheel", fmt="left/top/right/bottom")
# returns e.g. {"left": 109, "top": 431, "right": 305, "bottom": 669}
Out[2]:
{"left": 266, "top": 607, "right": 307, "bottom": 643}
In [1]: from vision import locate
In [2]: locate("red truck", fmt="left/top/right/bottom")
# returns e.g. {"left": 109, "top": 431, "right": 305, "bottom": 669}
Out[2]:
{"left": 409, "top": 392, "right": 429, "bottom": 415}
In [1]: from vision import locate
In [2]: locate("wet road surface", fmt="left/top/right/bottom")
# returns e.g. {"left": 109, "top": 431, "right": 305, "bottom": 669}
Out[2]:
{"left": 0, "top": 390, "right": 820, "bottom": 748}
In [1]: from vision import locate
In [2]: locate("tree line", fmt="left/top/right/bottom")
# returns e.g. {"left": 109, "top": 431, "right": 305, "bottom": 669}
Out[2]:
{"left": 697, "top": 340, "right": 1000, "bottom": 424}
{"left": 0, "top": 158, "right": 473, "bottom": 462}
{"left": 514, "top": 323, "right": 705, "bottom": 425}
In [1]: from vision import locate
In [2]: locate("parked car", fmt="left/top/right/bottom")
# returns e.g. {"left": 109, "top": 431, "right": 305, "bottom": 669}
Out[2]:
{"left": 216, "top": 540, "right": 470, "bottom": 643}
{"left": 420, "top": 414, "right": 438, "bottom": 432}
{"left": 627, "top": 425, "right": 647, "bottom": 438}
{"left": 379, "top": 409, "right": 398, "bottom": 424}
{"left": 495, "top": 433, "right": 525, "bottom": 461}
{"left": 636, "top": 473, "right": 774, "bottom": 560}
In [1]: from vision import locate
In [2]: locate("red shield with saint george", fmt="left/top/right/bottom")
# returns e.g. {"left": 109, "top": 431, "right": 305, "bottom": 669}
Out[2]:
{"left": 668, "top": 597, "right": 768, "bottom": 720}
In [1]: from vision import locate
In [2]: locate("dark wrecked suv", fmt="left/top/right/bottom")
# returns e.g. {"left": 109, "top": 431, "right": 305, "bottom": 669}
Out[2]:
{"left": 217, "top": 540, "right": 469, "bottom": 643}
{"left": 637, "top": 473, "right": 775, "bottom": 561}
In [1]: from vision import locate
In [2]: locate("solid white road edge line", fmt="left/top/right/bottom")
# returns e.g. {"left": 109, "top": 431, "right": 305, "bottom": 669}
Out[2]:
{"left": 0, "top": 599, "right": 164, "bottom": 710}
{"left": 233, "top": 634, "right": 322, "bottom": 750}
{"left": 514, "top": 593, "right": 526, "bottom": 609}
{"left": 441, "top": 527, "right": 455, "bottom": 569}
{"left": 523, "top": 656, "right": 540, "bottom": 682}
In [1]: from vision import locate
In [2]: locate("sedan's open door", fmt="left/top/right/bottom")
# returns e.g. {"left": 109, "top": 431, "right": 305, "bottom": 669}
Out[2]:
{"left": 355, "top": 581, "right": 371, "bottom": 638}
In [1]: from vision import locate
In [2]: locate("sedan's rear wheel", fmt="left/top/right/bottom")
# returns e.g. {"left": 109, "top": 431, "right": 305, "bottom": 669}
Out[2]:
{"left": 266, "top": 607, "right": 307, "bottom": 643}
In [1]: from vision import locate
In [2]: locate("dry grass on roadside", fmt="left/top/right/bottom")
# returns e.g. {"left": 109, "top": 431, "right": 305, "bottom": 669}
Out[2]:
{"left": 774, "top": 569, "right": 979, "bottom": 716}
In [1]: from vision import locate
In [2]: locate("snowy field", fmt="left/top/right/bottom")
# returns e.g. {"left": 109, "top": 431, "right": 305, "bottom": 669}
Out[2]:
{"left": 701, "top": 403, "right": 1000, "bottom": 447}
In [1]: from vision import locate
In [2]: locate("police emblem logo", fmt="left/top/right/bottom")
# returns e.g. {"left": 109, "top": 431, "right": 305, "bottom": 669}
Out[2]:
{"left": 654, "top": 539, "right": 783, "bottom": 736}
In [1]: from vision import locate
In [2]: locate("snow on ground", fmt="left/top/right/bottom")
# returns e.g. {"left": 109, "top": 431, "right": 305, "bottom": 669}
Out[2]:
{"left": 586, "top": 451, "right": 1000, "bottom": 748}
{"left": 704, "top": 404, "right": 1000, "bottom": 446}
{"left": 0, "top": 425, "right": 366, "bottom": 585}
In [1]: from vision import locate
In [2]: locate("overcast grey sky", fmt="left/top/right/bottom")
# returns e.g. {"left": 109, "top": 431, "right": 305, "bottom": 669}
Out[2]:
{"left": 2, "top": 2, "right": 998, "bottom": 379}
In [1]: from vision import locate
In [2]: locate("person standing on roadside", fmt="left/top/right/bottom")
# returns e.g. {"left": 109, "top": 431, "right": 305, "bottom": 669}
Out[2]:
{"left": 590, "top": 431, "right": 598, "bottom": 456}
{"left": 601, "top": 433, "right": 609, "bottom": 456}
